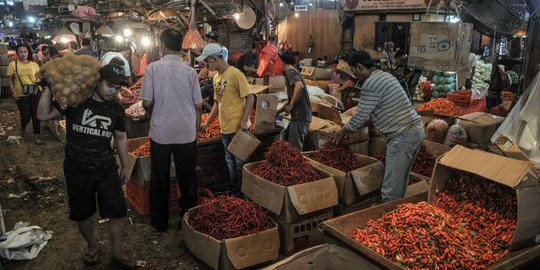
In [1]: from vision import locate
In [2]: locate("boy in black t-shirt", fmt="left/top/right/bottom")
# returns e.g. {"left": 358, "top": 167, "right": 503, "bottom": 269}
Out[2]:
{"left": 277, "top": 52, "right": 312, "bottom": 150}
{"left": 37, "top": 64, "right": 137, "bottom": 269}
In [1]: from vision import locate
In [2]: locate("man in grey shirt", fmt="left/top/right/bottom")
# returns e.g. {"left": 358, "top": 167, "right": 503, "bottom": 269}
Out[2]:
{"left": 140, "top": 28, "right": 203, "bottom": 231}
{"left": 332, "top": 51, "right": 424, "bottom": 203}
{"left": 277, "top": 52, "right": 312, "bottom": 150}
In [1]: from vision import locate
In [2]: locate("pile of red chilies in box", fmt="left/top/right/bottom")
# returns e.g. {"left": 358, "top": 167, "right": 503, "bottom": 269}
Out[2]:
{"left": 130, "top": 140, "right": 150, "bottom": 157}
{"left": 198, "top": 113, "right": 221, "bottom": 140}
{"left": 189, "top": 195, "right": 274, "bottom": 240}
{"left": 311, "top": 141, "right": 362, "bottom": 172}
{"left": 253, "top": 140, "right": 320, "bottom": 186}
{"left": 351, "top": 172, "right": 516, "bottom": 270}
{"left": 378, "top": 144, "right": 437, "bottom": 178}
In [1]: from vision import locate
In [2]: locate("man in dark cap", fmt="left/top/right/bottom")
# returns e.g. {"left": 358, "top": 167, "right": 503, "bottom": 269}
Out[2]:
{"left": 205, "top": 31, "right": 228, "bottom": 62}
{"left": 332, "top": 51, "right": 424, "bottom": 203}
{"left": 37, "top": 64, "right": 137, "bottom": 269}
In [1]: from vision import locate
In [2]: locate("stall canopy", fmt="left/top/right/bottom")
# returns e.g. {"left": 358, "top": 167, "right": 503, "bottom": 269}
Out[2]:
{"left": 453, "top": 0, "right": 532, "bottom": 36}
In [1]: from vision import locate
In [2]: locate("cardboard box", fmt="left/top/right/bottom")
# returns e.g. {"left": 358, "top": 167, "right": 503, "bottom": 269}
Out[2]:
{"left": 301, "top": 66, "right": 333, "bottom": 80}
{"left": 368, "top": 137, "right": 387, "bottom": 157}
{"left": 250, "top": 84, "right": 270, "bottom": 94}
{"left": 456, "top": 112, "right": 505, "bottom": 146}
{"left": 248, "top": 76, "right": 286, "bottom": 91}
{"left": 254, "top": 94, "right": 278, "bottom": 132}
{"left": 428, "top": 145, "right": 539, "bottom": 251}
{"left": 262, "top": 244, "right": 379, "bottom": 270}
{"left": 409, "top": 22, "right": 473, "bottom": 72}
{"left": 227, "top": 130, "right": 261, "bottom": 162}
{"left": 304, "top": 153, "right": 384, "bottom": 206}
{"left": 350, "top": 141, "right": 369, "bottom": 156}
{"left": 124, "top": 137, "right": 175, "bottom": 186}
{"left": 334, "top": 191, "right": 380, "bottom": 217}
{"left": 405, "top": 177, "right": 430, "bottom": 197}
{"left": 273, "top": 209, "right": 333, "bottom": 255}
{"left": 304, "top": 79, "right": 331, "bottom": 92}
{"left": 242, "top": 162, "right": 338, "bottom": 223}
{"left": 410, "top": 140, "right": 451, "bottom": 182}
{"left": 182, "top": 207, "right": 280, "bottom": 270}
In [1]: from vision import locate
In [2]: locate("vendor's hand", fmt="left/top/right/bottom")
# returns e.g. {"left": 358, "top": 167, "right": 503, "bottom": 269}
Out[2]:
{"left": 119, "top": 167, "right": 129, "bottom": 184}
{"left": 331, "top": 127, "right": 348, "bottom": 144}
{"left": 284, "top": 104, "right": 293, "bottom": 113}
{"left": 199, "top": 122, "right": 208, "bottom": 133}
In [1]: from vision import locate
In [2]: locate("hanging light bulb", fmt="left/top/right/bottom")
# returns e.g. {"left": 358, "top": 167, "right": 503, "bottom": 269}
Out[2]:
{"left": 294, "top": 12, "right": 299, "bottom": 18}
{"left": 141, "top": 36, "right": 151, "bottom": 46}
{"left": 123, "top": 28, "right": 133, "bottom": 37}
{"left": 115, "top": 35, "right": 124, "bottom": 43}
{"left": 233, "top": 13, "right": 241, "bottom": 20}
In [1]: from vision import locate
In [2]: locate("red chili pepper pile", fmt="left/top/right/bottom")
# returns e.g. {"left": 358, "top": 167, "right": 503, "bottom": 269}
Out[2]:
{"left": 461, "top": 98, "right": 487, "bottom": 115}
{"left": 188, "top": 195, "right": 274, "bottom": 240}
{"left": 311, "top": 141, "right": 362, "bottom": 172}
{"left": 350, "top": 172, "right": 516, "bottom": 269}
{"left": 416, "top": 98, "right": 462, "bottom": 117}
{"left": 378, "top": 144, "right": 437, "bottom": 179}
{"left": 198, "top": 113, "right": 221, "bottom": 140}
{"left": 253, "top": 140, "right": 320, "bottom": 186}
{"left": 130, "top": 140, "right": 150, "bottom": 157}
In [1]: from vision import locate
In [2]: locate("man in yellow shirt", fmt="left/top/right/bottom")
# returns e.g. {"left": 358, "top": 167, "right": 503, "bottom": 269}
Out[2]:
{"left": 197, "top": 43, "right": 254, "bottom": 191}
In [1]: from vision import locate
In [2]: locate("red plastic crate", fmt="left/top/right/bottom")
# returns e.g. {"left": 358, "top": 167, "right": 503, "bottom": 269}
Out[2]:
{"left": 125, "top": 179, "right": 181, "bottom": 216}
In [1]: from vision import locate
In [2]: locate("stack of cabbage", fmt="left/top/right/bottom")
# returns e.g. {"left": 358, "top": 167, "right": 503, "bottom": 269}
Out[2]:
{"left": 37, "top": 54, "right": 101, "bottom": 108}
{"left": 430, "top": 72, "right": 456, "bottom": 98}
{"left": 413, "top": 75, "right": 428, "bottom": 101}
{"left": 472, "top": 58, "right": 492, "bottom": 93}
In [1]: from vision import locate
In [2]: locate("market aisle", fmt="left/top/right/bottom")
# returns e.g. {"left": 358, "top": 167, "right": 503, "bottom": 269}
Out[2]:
{"left": 0, "top": 98, "right": 210, "bottom": 269}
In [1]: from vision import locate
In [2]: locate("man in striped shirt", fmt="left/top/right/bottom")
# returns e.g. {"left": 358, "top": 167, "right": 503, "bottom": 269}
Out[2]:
{"left": 332, "top": 51, "right": 424, "bottom": 203}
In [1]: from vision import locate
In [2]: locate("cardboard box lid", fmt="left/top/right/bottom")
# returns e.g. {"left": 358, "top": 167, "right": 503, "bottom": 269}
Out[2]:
{"left": 309, "top": 117, "right": 331, "bottom": 132}
{"left": 439, "top": 145, "right": 531, "bottom": 188}
{"left": 224, "top": 226, "right": 280, "bottom": 269}
{"left": 242, "top": 163, "right": 338, "bottom": 217}
{"left": 457, "top": 112, "right": 505, "bottom": 126}
{"left": 250, "top": 84, "right": 270, "bottom": 94}
{"left": 318, "top": 104, "right": 342, "bottom": 125}
{"left": 286, "top": 170, "right": 338, "bottom": 216}
{"left": 301, "top": 66, "right": 316, "bottom": 77}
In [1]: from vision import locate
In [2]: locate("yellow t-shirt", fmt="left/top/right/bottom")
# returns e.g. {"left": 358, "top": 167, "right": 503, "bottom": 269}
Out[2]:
{"left": 7, "top": 60, "right": 40, "bottom": 96}
{"left": 213, "top": 67, "right": 252, "bottom": 134}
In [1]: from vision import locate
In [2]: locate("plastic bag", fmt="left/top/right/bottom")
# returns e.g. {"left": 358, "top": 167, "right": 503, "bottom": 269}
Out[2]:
{"left": 257, "top": 42, "right": 283, "bottom": 77}
{"left": 0, "top": 224, "right": 52, "bottom": 260}
{"left": 492, "top": 70, "right": 540, "bottom": 166}
{"left": 444, "top": 125, "right": 468, "bottom": 147}
{"left": 71, "top": 6, "right": 97, "bottom": 21}
{"left": 426, "top": 119, "right": 449, "bottom": 143}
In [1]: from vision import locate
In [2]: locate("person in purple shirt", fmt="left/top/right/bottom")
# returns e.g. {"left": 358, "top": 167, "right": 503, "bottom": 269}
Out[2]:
{"left": 140, "top": 28, "right": 203, "bottom": 232}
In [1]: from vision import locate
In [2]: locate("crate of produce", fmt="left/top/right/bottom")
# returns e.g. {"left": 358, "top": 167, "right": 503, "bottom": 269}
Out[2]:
{"left": 182, "top": 196, "right": 279, "bottom": 270}
{"left": 125, "top": 179, "right": 180, "bottom": 216}
{"left": 124, "top": 137, "right": 176, "bottom": 186}
{"left": 303, "top": 142, "right": 384, "bottom": 206}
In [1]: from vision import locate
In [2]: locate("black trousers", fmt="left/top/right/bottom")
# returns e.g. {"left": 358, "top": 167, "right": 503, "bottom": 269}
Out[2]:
{"left": 16, "top": 94, "right": 41, "bottom": 134}
{"left": 149, "top": 139, "right": 198, "bottom": 231}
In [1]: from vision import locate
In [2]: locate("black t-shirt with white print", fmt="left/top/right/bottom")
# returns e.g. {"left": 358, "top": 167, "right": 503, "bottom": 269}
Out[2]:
{"left": 62, "top": 98, "right": 125, "bottom": 167}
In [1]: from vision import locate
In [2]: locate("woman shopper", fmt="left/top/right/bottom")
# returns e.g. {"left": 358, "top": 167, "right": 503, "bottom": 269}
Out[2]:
{"left": 7, "top": 43, "right": 43, "bottom": 144}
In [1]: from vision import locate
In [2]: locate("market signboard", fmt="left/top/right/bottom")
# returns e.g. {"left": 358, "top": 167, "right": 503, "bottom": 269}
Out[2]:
{"left": 342, "top": 0, "right": 444, "bottom": 11}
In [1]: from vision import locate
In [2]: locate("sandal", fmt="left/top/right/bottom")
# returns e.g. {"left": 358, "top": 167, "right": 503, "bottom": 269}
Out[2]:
{"left": 83, "top": 250, "right": 100, "bottom": 266}
{"left": 111, "top": 256, "right": 137, "bottom": 269}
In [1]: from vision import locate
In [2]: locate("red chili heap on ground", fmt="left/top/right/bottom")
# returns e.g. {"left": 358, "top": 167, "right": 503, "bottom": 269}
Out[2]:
{"left": 378, "top": 144, "right": 437, "bottom": 179}
{"left": 351, "top": 172, "right": 516, "bottom": 270}
{"left": 311, "top": 141, "right": 362, "bottom": 172}
{"left": 253, "top": 140, "right": 320, "bottom": 186}
{"left": 188, "top": 195, "right": 274, "bottom": 240}
{"left": 130, "top": 140, "right": 150, "bottom": 157}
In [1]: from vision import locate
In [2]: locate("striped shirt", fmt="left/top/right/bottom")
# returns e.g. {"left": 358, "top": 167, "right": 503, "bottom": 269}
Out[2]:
{"left": 345, "top": 70, "right": 420, "bottom": 138}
